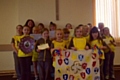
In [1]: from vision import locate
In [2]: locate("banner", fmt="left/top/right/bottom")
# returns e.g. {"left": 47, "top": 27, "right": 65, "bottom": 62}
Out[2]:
{"left": 55, "top": 49, "right": 100, "bottom": 80}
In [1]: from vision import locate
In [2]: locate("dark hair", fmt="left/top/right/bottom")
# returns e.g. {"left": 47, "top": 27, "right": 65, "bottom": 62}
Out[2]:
{"left": 24, "top": 19, "right": 35, "bottom": 34}
{"left": 63, "top": 28, "right": 70, "bottom": 34}
{"left": 78, "top": 24, "right": 83, "bottom": 27}
{"left": 87, "top": 23, "right": 92, "bottom": 27}
{"left": 41, "top": 28, "right": 49, "bottom": 34}
{"left": 24, "top": 19, "right": 35, "bottom": 27}
{"left": 89, "top": 26, "right": 102, "bottom": 43}
{"left": 16, "top": 25, "right": 23, "bottom": 29}
{"left": 65, "top": 23, "right": 72, "bottom": 28}
{"left": 103, "top": 27, "right": 115, "bottom": 42}
{"left": 49, "top": 22, "right": 57, "bottom": 30}
{"left": 87, "top": 23, "right": 92, "bottom": 25}
{"left": 38, "top": 23, "right": 45, "bottom": 28}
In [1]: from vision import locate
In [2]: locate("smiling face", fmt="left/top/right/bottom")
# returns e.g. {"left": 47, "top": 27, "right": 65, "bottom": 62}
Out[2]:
{"left": 28, "top": 20, "right": 34, "bottom": 28}
{"left": 75, "top": 27, "right": 83, "bottom": 38}
{"left": 92, "top": 32, "right": 99, "bottom": 39}
{"left": 42, "top": 30, "right": 49, "bottom": 39}
{"left": 16, "top": 25, "right": 23, "bottom": 35}
{"left": 56, "top": 30, "right": 64, "bottom": 40}
{"left": 103, "top": 28, "right": 110, "bottom": 36}
{"left": 66, "top": 23, "right": 72, "bottom": 29}
{"left": 23, "top": 26, "right": 30, "bottom": 35}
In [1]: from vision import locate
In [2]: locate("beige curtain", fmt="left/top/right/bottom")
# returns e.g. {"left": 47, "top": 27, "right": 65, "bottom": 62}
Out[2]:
{"left": 95, "top": 0, "right": 120, "bottom": 41}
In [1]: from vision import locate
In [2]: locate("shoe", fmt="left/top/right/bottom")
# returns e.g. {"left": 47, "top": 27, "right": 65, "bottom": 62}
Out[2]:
{"left": 111, "top": 75, "right": 115, "bottom": 80}
{"left": 105, "top": 75, "right": 109, "bottom": 80}
{"left": 35, "top": 76, "right": 38, "bottom": 80}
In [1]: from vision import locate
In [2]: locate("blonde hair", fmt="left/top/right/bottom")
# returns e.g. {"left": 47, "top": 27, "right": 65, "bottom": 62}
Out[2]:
{"left": 74, "top": 26, "right": 83, "bottom": 37}
{"left": 55, "top": 28, "right": 64, "bottom": 38}
{"left": 32, "top": 26, "right": 39, "bottom": 34}
{"left": 82, "top": 25, "right": 89, "bottom": 36}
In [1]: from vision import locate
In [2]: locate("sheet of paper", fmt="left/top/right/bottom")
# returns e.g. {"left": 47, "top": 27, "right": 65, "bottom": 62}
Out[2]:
{"left": 49, "top": 31, "right": 55, "bottom": 39}
{"left": 103, "top": 39, "right": 110, "bottom": 44}
{"left": 37, "top": 43, "right": 49, "bottom": 50}
{"left": 30, "top": 34, "right": 41, "bottom": 40}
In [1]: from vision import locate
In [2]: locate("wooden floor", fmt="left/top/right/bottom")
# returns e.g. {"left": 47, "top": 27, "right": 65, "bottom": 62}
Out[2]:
{"left": 0, "top": 69, "right": 120, "bottom": 80}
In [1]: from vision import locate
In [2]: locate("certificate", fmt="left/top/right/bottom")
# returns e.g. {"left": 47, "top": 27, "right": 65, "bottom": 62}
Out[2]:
{"left": 37, "top": 43, "right": 49, "bottom": 50}
{"left": 30, "top": 34, "right": 41, "bottom": 40}
{"left": 103, "top": 39, "right": 110, "bottom": 44}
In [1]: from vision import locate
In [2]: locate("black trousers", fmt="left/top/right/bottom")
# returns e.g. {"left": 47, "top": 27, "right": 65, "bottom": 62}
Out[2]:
{"left": 38, "top": 61, "right": 51, "bottom": 80}
{"left": 104, "top": 51, "right": 115, "bottom": 77}
{"left": 19, "top": 56, "right": 32, "bottom": 80}
{"left": 100, "top": 59, "right": 104, "bottom": 80}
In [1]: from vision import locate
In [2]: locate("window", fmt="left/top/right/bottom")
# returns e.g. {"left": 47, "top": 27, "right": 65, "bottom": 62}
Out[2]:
{"left": 95, "top": 0, "right": 120, "bottom": 40}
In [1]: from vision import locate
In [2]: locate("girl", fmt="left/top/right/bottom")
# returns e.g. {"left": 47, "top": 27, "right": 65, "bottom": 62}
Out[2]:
{"left": 51, "top": 29, "right": 66, "bottom": 79}
{"left": 51, "top": 29, "right": 66, "bottom": 51}
{"left": 38, "top": 23, "right": 45, "bottom": 33}
{"left": 63, "top": 28, "right": 72, "bottom": 48}
{"left": 18, "top": 26, "right": 33, "bottom": 80}
{"left": 89, "top": 27, "right": 106, "bottom": 80}
{"left": 49, "top": 22, "right": 57, "bottom": 31}
{"left": 11, "top": 25, "right": 23, "bottom": 80}
{"left": 35, "top": 28, "right": 52, "bottom": 80}
{"left": 103, "top": 27, "right": 116, "bottom": 80}
{"left": 65, "top": 23, "right": 74, "bottom": 37}
{"left": 24, "top": 19, "right": 35, "bottom": 34}
{"left": 49, "top": 22, "right": 57, "bottom": 40}
{"left": 65, "top": 23, "right": 72, "bottom": 29}
{"left": 32, "top": 26, "right": 40, "bottom": 80}
{"left": 69, "top": 26, "right": 89, "bottom": 50}
{"left": 32, "top": 26, "right": 40, "bottom": 34}
{"left": 82, "top": 25, "right": 90, "bottom": 43}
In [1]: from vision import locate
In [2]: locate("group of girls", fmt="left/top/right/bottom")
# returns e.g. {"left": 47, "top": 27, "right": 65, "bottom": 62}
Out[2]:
{"left": 11, "top": 19, "right": 116, "bottom": 80}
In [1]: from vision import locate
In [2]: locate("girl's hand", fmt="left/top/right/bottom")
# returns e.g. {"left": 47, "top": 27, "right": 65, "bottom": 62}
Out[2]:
{"left": 100, "top": 46, "right": 107, "bottom": 49}
{"left": 85, "top": 46, "right": 89, "bottom": 50}
{"left": 100, "top": 46, "right": 104, "bottom": 49}
{"left": 36, "top": 49, "right": 40, "bottom": 53}
{"left": 63, "top": 48, "right": 67, "bottom": 51}
{"left": 110, "top": 40, "right": 116, "bottom": 46}
{"left": 71, "top": 47, "right": 77, "bottom": 51}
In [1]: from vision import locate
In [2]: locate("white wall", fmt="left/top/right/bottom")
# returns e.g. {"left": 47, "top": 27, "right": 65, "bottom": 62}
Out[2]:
{"left": 18, "top": 0, "right": 93, "bottom": 27}
{"left": 0, "top": 0, "right": 93, "bottom": 44}
{"left": 0, "top": 0, "right": 18, "bottom": 44}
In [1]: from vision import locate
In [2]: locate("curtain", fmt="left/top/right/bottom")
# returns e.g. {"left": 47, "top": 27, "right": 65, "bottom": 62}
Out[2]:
{"left": 95, "top": 0, "right": 120, "bottom": 41}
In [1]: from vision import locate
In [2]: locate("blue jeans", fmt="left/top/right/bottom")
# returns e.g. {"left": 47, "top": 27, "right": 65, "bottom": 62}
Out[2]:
{"left": 13, "top": 52, "right": 21, "bottom": 80}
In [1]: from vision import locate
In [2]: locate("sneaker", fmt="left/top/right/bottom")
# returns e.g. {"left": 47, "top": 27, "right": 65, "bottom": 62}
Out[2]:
{"left": 35, "top": 76, "right": 38, "bottom": 80}
{"left": 111, "top": 75, "right": 115, "bottom": 80}
{"left": 105, "top": 75, "right": 109, "bottom": 80}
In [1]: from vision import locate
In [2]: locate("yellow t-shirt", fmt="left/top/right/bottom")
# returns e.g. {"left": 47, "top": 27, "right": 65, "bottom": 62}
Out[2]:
{"left": 18, "top": 35, "right": 33, "bottom": 57}
{"left": 73, "top": 37, "right": 86, "bottom": 50}
{"left": 12, "top": 35, "right": 22, "bottom": 50}
{"left": 90, "top": 39, "right": 105, "bottom": 59}
{"left": 103, "top": 36, "right": 115, "bottom": 52}
{"left": 52, "top": 40, "right": 66, "bottom": 49}
{"left": 64, "top": 37, "right": 72, "bottom": 48}
{"left": 52, "top": 40, "right": 66, "bottom": 67}
{"left": 32, "top": 49, "right": 38, "bottom": 61}
{"left": 84, "top": 35, "right": 90, "bottom": 43}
